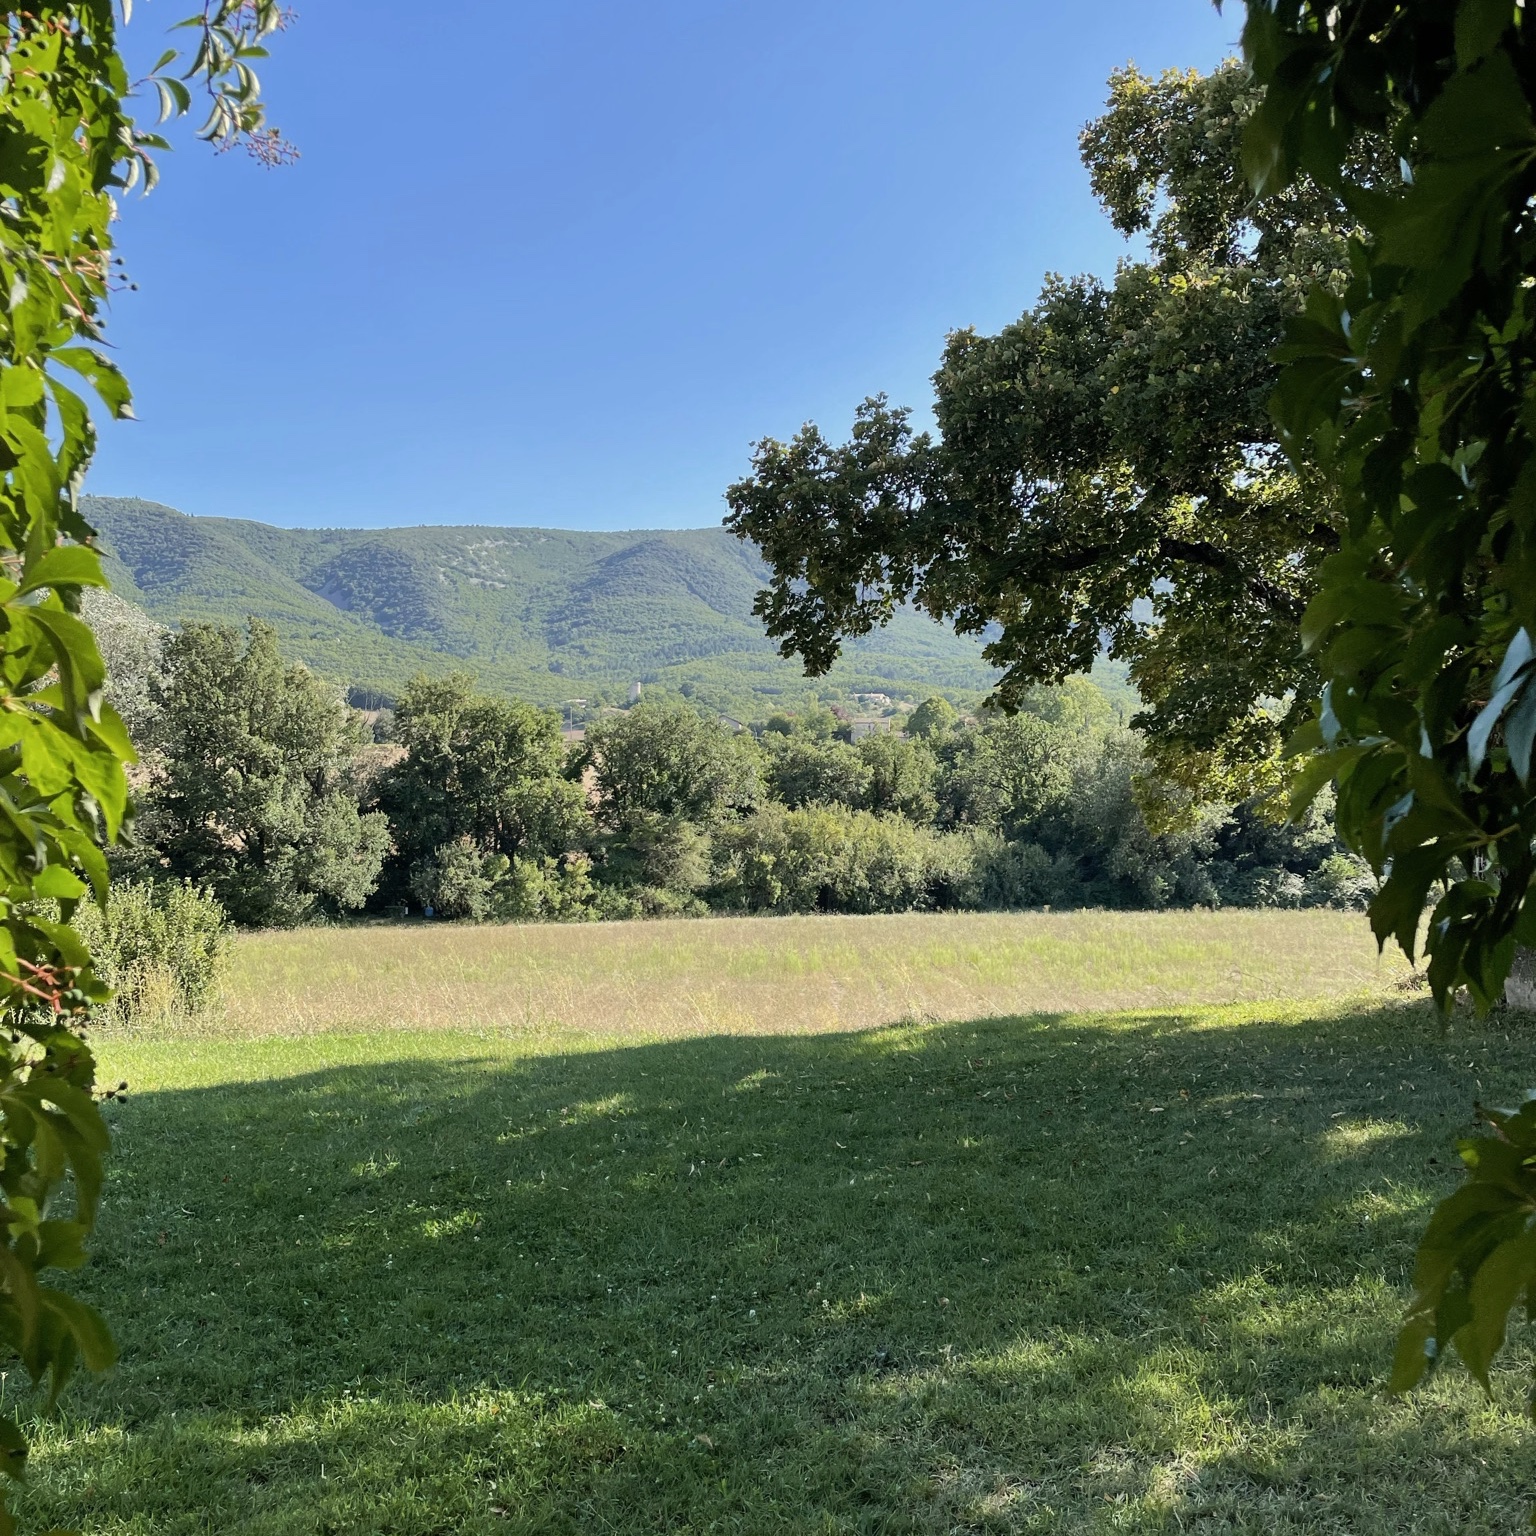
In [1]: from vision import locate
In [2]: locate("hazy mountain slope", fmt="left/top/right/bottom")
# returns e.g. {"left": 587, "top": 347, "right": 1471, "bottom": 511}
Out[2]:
{"left": 84, "top": 498, "right": 1003, "bottom": 714}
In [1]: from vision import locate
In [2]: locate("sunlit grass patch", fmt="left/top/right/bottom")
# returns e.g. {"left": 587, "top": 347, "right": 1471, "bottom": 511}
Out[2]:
{"left": 1319, "top": 1118, "right": 1417, "bottom": 1158}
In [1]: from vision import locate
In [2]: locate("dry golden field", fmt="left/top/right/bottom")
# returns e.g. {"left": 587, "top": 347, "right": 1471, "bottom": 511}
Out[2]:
{"left": 197, "top": 908, "right": 1413, "bottom": 1040}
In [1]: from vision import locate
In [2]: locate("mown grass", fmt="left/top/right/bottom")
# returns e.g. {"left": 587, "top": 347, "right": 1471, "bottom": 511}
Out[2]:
{"left": 208, "top": 910, "right": 1409, "bottom": 1039}
{"left": 16, "top": 974, "right": 1536, "bottom": 1532}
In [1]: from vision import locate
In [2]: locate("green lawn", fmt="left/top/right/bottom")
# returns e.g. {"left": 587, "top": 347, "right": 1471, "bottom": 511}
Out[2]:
{"left": 14, "top": 993, "right": 1536, "bottom": 1533}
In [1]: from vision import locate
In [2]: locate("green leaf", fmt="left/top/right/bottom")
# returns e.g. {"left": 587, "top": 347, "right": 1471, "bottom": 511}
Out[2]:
{"left": 1284, "top": 718, "right": 1324, "bottom": 758}
{"left": 30, "top": 866, "right": 83, "bottom": 901}
{"left": 1419, "top": 48, "right": 1536, "bottom": 160}
{"left": 1402, "top": 753, "right": 1478, "bottom": 827}
{"left": 35, "top": 1220, "right": 88, "bottom": 1272}
{"left": 0, "top": 1415, "right": 27, "bottom": 1485}
{"left": 0, "top": 366, "right": 45, "bottom": 416}
{"left": 1288, "top": 745, "right": 1369, "bottom": 821}
{"left": 17, "top": 545, "right": 106, "bottom": 597}
{"left": 1515, "top": 895, "right": 1536, "bottom": 948}
{"left": 1455, "top": 0, "right": 1513, "bottom": 67}
{"left": 1371, "top": 844, "right": 1446, "bottom": 960}
{"left": 1506, "top": 675, "right": 1536, "bottom": 783}
{"left": 34, "top": 1077, "right": 109, "bottom": 1156}
{"left": 38, "top": 1290, "right": 115, "bottom": 1373}
{"left": 45, "top": 349, "right": 132, "bottom": 420}
{"left": 1469, "top": 629, "right": 1534, "bottom": 775}
{"left": 0, "top": 1247, "right": 44, "bottom": 1361}
{"left": 83, "top": 700, "right": 135, "bottom": 769}
{"left": 22, "top": 607, "right": 106, "bottom": 717}
{"left": 152, "top": 75, "right": 192, "bottom": 122}
{"left": 2, "top": 415, "right": 61, "bottom": 522}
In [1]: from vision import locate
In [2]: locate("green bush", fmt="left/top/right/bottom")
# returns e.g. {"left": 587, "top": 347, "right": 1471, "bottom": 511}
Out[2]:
{"left": 762, "top": 735, "right": 870, "bottom": 809}
{"left": 712, "top": 804, "right": 957, "bottom": 914}
{"left": 74, "top": 881, "right": 232, "bottom": 1024}
{"left": 955, "top": 832, "right": 1085, "bottom": 910}
{"left": 409, "top": 838, "right": 494, "bottom": 921}
{"left": 491, "top": 853, "right": 602, "bottom": 923}
{"left": 1302, "top": 853, "right": 1375, "bottom": 911}
{"left": 411, "top": 842, "right": 615, "bottom": 924}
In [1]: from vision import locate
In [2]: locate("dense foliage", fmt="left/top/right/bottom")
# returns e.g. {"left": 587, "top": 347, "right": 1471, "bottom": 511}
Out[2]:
{"left": 374, "top": 673, "right": 590, "bottom": 922}
{"left": 128, "top": 620, "right": 388, "bottom": 927}
{"left": 83, "top": 575, "right": 1379, "bottom": 933}
{"left": 438, "top": 688, "right": 1367, "bottom": 920}
{"left": 72, "top": 880, "right": 229, "bottom": 1024}
{"left": 1224, "top": 0, "right": 1536, "bottom": 1481}
{"left": 1235, "top": 0, "right": 1536, "bottom": 1008}
{"left": 0, "top": 0, "right": 290, "bottom": 1523}
{"left": 725, "top": 62, "right": 1391, "bottom": 805}
{"left": 110, "top": 626, "right": 1371, "bottom": 927}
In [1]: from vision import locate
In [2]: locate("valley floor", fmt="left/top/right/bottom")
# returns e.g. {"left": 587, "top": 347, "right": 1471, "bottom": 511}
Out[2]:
{"left": 18, "top": 913, "right": 1536, "bottom": 1533}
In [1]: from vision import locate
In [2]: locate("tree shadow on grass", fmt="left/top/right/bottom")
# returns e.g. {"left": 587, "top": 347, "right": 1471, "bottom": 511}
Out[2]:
{"left": 17, "top": 1000, "right": 1536, "bottom": 1533}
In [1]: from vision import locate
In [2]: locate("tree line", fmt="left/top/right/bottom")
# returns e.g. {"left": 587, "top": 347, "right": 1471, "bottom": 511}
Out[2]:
{"left": 102, "top": 614, "right": 1372, "bottom": 929}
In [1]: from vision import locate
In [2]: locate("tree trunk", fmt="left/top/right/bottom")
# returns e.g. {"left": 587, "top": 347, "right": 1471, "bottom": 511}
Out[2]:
{"left": 1508, "top": 947, "right": 1536, "bottom": 1011}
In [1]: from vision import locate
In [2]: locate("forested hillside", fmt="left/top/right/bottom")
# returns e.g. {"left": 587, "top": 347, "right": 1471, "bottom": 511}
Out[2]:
{"left": 84, "top": 497, "right": 1019, "bottom": 715}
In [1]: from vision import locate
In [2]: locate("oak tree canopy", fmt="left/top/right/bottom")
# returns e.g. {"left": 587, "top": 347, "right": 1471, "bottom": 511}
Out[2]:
{"left": 727, "top": 62, "right": 1380, "bottom": 807}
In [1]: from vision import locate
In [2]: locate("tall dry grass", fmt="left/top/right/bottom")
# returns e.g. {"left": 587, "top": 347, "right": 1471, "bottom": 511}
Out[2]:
{"left": 190, "top": 909, "right": 1411, "bottom": 1041}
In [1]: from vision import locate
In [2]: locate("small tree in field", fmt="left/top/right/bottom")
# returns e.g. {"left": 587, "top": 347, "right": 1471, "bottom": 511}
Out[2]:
{"left": 0, "top": 3, "right": 291, "bottom": 1525}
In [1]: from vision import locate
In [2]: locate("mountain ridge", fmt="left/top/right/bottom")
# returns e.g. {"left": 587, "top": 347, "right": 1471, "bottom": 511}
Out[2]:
{"left": 82, "top": 496, "right": 1008, "bottom": 716}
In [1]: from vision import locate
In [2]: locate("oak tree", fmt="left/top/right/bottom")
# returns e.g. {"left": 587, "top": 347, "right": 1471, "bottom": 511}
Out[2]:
{"left": 374, "top": 672, "right": 589, "bottom": 912}
{"left": 726, "top": 62, "right": 1384, "bottom": 805}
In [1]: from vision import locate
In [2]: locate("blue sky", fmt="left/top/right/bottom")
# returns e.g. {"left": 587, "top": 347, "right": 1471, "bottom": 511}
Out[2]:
{"left": 92, "top": 1, "right": 1237, "bottom": 531}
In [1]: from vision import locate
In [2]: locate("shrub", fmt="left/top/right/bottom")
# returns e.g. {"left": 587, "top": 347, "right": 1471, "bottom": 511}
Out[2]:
{"left": 1212, "top": 865, "right": 1308, "bottom": 909}
{"left": 616, "top": 814, "right": 713, "bottom": 895}
{"left": 712, "top": 804, "right": 954, "bottom": 914}
{"left": 833, "top": 810, "right": 945, "bottom": 913}
{"left": 491, "top": 853, "right": 602, "bottom": 923}
{"left": 412, "top": 843, "right": 615, "bottom": 924}
{"left": 1303, "top": 853, "right": 1375, "bottom": 911}
{"left": 956, "top": 833, "right": 1086, "bottom": 910}
{"left": 410, "top": 838, "right": 494, "bottom": 921}
{"left": 74, "top": 881, "right": 232, "bottom": 1024}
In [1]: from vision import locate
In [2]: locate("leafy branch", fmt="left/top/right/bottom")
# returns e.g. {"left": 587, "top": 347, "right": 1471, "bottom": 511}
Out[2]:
{"left": 133, "top": 0, "right": 297, "bottom": 183}
{"left": 0, "top": 1, "right": 287, "bottom": 1528}
{"left": 1231, "top": 0, "right": 1536, "bottom": 1512}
